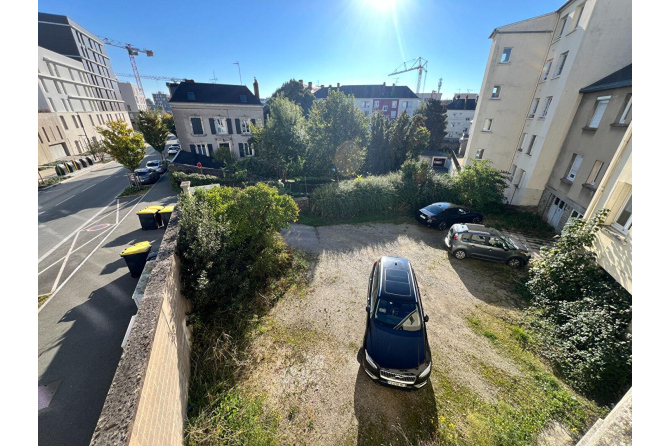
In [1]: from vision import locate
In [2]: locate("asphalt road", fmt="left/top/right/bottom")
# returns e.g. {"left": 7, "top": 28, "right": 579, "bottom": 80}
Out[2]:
{"left": 38, "top": 147, "right": 178, "bottom": 446}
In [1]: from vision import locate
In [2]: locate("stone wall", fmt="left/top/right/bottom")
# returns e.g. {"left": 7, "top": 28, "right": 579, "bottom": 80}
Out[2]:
{"left": 90, "top": 210, "right": 192, "bottom": 446}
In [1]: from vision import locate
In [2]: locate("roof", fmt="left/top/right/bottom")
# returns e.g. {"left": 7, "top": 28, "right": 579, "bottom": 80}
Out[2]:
{"left": 579, "top": 64, "right": 632, "bottom": 94}
{"left": 455, "top": 224, "right": 501, "bottom": 237}
{"left": 379, "top": 257, "right": 416, "bottom": 302}
{"left": 314, "top": 85, "right": 418, "bottom": 99}
{"left": 445, "top": 98, "right": 477, "bottom": 111}
{"left": 421, "top": 150, "right": 449, "bottom": 157}
{"left": 169, "top": 82, "right": 261, "bottom": 105}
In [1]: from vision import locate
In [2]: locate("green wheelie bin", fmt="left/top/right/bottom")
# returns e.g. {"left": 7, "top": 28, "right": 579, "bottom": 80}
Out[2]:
{"left": 136, "top": 207, "right": 160, "bottom": 230}
{"left": 120, "top": 242, "right": 152, "bottom": 278}
{"left": 158, "top": 206, "right": 174, "bottom": 227}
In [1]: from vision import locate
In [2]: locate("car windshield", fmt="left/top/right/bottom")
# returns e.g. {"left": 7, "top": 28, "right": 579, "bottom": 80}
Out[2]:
{"left": 424, "top": 204, "right": 447, "bottom": 215}
{"left": 500, "top": 236, "right": 517, "bottom": 249}
{"left": 147, "top": 162, "right": 158, "bottom": 166}
{"left": 374, "top": 298, "right": 422, "bottom": 331}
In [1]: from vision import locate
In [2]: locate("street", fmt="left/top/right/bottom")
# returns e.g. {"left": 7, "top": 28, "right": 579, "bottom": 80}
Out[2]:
{"left": 38, "top": 147, "right": 178, "bottom": 446}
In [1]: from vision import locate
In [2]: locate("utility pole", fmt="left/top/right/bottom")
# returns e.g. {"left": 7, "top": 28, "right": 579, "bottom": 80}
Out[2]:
{"left": 234, "top": 62, "right": 242, "bottom": 85}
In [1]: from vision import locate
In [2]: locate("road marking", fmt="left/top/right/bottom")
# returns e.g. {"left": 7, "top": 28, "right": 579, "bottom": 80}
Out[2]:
{"left": 38, "top": 227, "right": 112, "bottom": 276}
{"left": 50, "top": 232, "right": 79, "bottom": 294}
{"left": 87, "top": 223, "right": 111, "bottom": 231}
{"left": 53, "top": 195, "right": 75, "bottom": 207}
{"left": 116, "top": 199, "right": 119, "bottom": 224}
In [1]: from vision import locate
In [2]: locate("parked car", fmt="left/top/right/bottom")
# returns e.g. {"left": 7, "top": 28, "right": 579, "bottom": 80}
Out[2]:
{"left": 363, "top": 256, "right": 432, "bottom": 389}
{"left": 145, "top": 160, "right": 166, "bottom": 174}
{"left": 445, "top": 223, "right": 531, "bottom": 268}
{"left": 133, "top": 168, "right": 160, "bottom": 185}
{"left": 167, "top": 144, "right": 180, "bottom": 155}
{"left": 415, "top": 202, "right": 483, "bottom": 231}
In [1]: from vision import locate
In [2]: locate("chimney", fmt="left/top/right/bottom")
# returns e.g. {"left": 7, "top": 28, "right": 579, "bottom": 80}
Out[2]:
{"left": 329, "top": 84, "right": 332, "bottom": 88}
{"left": 321, "top": 84, "right": 324, "bottom": 88}
{"left": 299, "top": 79, "right": 303, "bottom": 84}
{"left": 308, "top": 81, "right": 313, "bottom": 89}
{"left": 383, "top": 81, "right": 386, "bottom": 86}
{"left": 253, "top": 77, "right": 260, "bottom": 99}
{"left": 337, "top": 82, "right": 340, "bottom": 88}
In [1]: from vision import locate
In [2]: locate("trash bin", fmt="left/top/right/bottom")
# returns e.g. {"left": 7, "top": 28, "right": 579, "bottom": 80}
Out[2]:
{"left": 73, "top": 159, "right": 83, "bottom": 170}
{"left": 145, "top": 206, "right": 164, "bottom": 227}
{"left": 86, "top": 156, "right": 94, "bottom": 165}
{"left": 136, "top": 208, "right": 160, "bottom": 230}
{"left": 120, "top": 242, "right": 152, "bottom": 278}
{"left": 159, "top": 205, "right": 174, "bottom": 227}
{"left": 65, "top": 161, "right": 75, "bottom": 172}
{"left": 79, "top": 158, "right": 88, "bottom": 167}
{"left": 55, "top": 164, "right": 67, "bottom": 176}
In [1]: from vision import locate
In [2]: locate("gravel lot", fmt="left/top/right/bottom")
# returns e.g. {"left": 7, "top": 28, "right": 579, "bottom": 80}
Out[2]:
{"left": 241, "top": 222, "right": 561, "bottom": 445}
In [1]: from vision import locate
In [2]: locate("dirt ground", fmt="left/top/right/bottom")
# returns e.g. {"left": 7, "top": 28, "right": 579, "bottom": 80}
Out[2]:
{"left": 241, "top": 222, "right": 562, "bottom": 445}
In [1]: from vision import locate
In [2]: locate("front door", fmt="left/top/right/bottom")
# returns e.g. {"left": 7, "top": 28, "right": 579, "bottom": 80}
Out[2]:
{"left": 481, "top": 237, "right": 508, "bottom": 261}
{"left": 547, "top": 197, "right": 566, "bottom": 229}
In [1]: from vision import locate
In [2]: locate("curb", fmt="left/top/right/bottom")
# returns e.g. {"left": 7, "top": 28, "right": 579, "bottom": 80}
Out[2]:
{"left": 38, "top": 183, "right": 61, "bottom": 192}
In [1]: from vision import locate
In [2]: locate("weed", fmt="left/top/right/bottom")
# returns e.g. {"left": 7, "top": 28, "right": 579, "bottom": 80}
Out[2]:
{"left": 38, "top": 294, "right": 51, "bottom": 308}
{"left": 117, "top": 185, "right": 151, "bottom": 197}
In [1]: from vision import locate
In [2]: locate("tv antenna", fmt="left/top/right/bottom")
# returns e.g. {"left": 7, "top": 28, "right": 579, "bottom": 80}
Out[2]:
{"left": 233, "top": 62, "right": 242, "bottom": 85}
{"left": 210, "top": 71, "right": 218, "bottom": 83}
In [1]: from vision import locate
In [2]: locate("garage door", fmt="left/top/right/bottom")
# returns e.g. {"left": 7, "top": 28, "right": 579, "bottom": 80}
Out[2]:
{"left": 49, "top": 143, "right": 68, "bottom": 160}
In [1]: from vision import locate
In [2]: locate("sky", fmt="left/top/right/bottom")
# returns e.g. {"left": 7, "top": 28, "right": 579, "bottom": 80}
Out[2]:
{"left": 38, "top": 0, "right": 566, "bottom": 99}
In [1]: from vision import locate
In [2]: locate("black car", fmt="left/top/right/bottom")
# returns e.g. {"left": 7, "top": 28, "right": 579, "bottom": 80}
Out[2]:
{"left": 134, "top": 168, "right": 160, "bottom": 185}
{"left": 363, "top": 256, "right": 431, "bottom": 389}
{"left": 415, "top": 202, "right": 483, "bottom": 231}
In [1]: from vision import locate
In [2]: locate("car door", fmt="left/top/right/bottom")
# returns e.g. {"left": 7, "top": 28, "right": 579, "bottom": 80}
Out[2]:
{"left": 481, "top": 237, "right": 508, "bottom": 261}
{"left": 468, "top": 235, "right": 490, "bottom": 259}
{"left": 440, "top": 208, "right": 459, "bottom": 226}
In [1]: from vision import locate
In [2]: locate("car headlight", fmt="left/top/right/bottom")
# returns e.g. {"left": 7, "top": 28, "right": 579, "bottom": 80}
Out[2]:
{"left": 365, "top": 350, "right": 378, "bottom": 369}
{"left": 519, "top": 251, "right": 528, "bottom": 256}
{"left": 419, "top": 362, "right": 431, "bottom": 378}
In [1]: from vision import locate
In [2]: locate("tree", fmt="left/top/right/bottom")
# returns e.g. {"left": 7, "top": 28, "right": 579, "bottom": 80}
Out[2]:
{"left": 163, "top": 114, "right": 177, "bottom": 136}
{"left": 384, "top": 111, "right": 431, "bottom": 172}
{"left": 452, "top": 159, "right": 507, "bottom": 211}
{"left": 87, "top": 139, "right": 106, "bottom": 161}
{"left": 365, "top": 111, "right": 392, "bottom": 174}
{"left": 415, "top": 98, "right": 447, "bottom": 150}
{"left": 251, "top": 95, "right": 308, "bottom": 180}
{"left": 96, "top": 120, "right": 146, "bottom": 172}
{"left": 136, "top": 109, "right": 170, "bottom": 160}
{"left": 266, "top": 79, "right": 315, "bottom": 117}
{"left": 525, "top": 210, "right": 632, "bottom": 403}
{"left": 305, "top": 89, "right": 370, "bottom": 176}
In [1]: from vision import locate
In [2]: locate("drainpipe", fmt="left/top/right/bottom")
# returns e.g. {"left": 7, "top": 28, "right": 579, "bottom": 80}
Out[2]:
{"left": 583, "top": 121, "right": 632, "bottom": 219}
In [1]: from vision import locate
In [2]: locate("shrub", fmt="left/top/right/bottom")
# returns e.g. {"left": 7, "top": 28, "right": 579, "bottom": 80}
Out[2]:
{"left": 452, "top": 159, "right": 507, "bottom": 212}
{"left": 169, "top": 171, "right": 225, "bottom": 191}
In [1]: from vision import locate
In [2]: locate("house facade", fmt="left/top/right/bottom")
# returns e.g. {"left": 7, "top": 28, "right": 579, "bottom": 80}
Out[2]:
{"left": 464, "top": 0, "right": 632, "bottom": 207}
{"left": 313, "top": 84, "right": 421, "bottom": 119}
{"left": 537, "top": 65, "right": 631, "bottom": 231}
{"left": 118, "top": 82, "right": 148, "bottom": 128}
{"left": 169, "top": 81, "right": 263, "bottom": 159}
{"left": 445, "top": 94, "right": 478, "bottom": 141}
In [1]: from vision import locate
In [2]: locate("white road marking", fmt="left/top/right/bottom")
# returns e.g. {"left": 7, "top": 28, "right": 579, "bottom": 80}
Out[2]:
{"left": 38, "top": 227, "right": 112, "bottom": 276}
{"left": 50, "top": 231, "right": 80, "bottom": 294}
{"left": 116, "top": 199, "right": 119, "bottom": 224}
{"left": 53, "top": 195, "right": 76, "bottom": 207}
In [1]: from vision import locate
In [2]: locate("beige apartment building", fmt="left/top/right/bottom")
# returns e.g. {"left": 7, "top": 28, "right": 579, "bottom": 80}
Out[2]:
{"left": 464, "top": 0, "right": 632, "bottom": 207}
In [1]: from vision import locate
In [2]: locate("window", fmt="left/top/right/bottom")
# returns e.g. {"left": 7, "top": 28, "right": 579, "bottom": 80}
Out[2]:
{"left": 72, "top": 116, "right": 79, "bottom": 128}
{"left": 618, "top": 95, "right": 632, "bottom": 124}
{"left": 518, "top": 133, "right": 528, "bottom": 152}
{"left": 554, "top": 52, "right": 568, "bottom": 77}
{"left": 565, "top": 154, "right": 583, "bottom": 181}
{"left": 187, "top": 92, "right": 195, "bottom": 100}
{"left": 508, "top": 164, "right": 517, "bottom": 181}
{"left": 526, "top": 135, "right": 537, "bottom": 155}
{"left": 363, "top": 100, "right": 370, "bottom": 108}
{"left": 38, "top": 132, "right": 43, "bottom": 144}
{"left": 587, "top": 96, "right": 611, "bottom": 128}
{"left": 374, "top": 100, "right": 379, "bottom": 109}
{"left": 541, "top": 60, "right": 553, "bottom": 82}
{"left": 541, "top": 96, "right": 553, "bottom": 118}
{"left": 491, "top": 86, "right": 501, "bottom": 99}
{"left": 61, "top": 99, "right": 69, "bottom": 111}
{"left": 191, "top": 117, "right": 204, "bottom": 134}
{"left": 528, "top": 98, "right": 540, "bottom": 118}
{"left": 392, "top": 100, "right": 398, "bottom": 108}
{"left": 213, "top": 118, "right": 227, "bottom": 134}
{"left": 572, "top": 4, "right": 585, "bottom": 32}
{"left": 56, "top": 126, "right": 63, "bottom": 139}
{"left": 89, "top": 115, "right": 94, "bottom": 126}
{"left": 240, "top": 119, "right": 251, "bottom": 134}
{"left": 243, "top": 142, "right": 252, "bottom": 156}
{"left": 500, "top": 47, "right": 512, "bottom": 63}
{"left": 585, "top": 160, "right": 604, "bottom": 185}
{"left": 513, "top": 168, "right": 526, "bottom": 187}
{"left": 612, "top": 194, "right": 632, "bottom": 233}
{"left": 475, "top": 149, "right": 485, "bottom": 160}
{"left": 59, "top": 116, "right": 69, "bottom": 130}
{"left": 46, "top": 62, "right": 55, "bottom": 76}
{"left": 483, "top": 119, "right": 492, "bottom": 131}
{"left": 557, "top": 16, "right": 569, "bottom": 38}
{"left": 42, "top": 127, "right": 50, "bottom": 142}
{"left": 382, "top": 105, "right": 388, "bottom": 112}
{"left": 390, "top": 111, "right": 396, "bottom": 118}
{"left": 571, "top": 210, "right": 583, "bottom": 219}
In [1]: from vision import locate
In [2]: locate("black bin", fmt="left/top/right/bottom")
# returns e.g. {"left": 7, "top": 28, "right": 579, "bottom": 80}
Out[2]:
{"left": 73, "top": 160, "right": 83, "bottom": 170}
{"left": 120, "top": 242, "right": 152, "bottom": 278}
{"left": 158, "top": 206, "right": 174, "bottom": 227}
{"left": 55, "top": 164, "right": 67, "bottom": 176}
{"left": 65, "top": 161, "right": 75, "bottom": 173}
{"left": 136, "top": 208, "right": 160, "bottom": 230}
{"left": 79, "top": 158, "right": 88, "bottom": 167}
{"left": 86, "top": 156, "right": 94, "bottom": 165}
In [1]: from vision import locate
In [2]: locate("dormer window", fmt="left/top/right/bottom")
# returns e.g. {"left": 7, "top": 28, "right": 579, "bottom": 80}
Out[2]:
{"left": 187, "top": 92, "right": 195, "bottom": 100}
{"left": 240, "top": 95, "right": 247, "bottom": 103}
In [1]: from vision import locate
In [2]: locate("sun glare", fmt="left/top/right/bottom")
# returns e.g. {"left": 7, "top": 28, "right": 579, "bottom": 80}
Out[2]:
{"left": 367, "top": 0, "right": 398, "bottom": 12}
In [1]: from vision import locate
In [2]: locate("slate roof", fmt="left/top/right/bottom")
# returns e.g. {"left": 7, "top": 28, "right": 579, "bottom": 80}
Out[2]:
{"left": 580, "top": 64, "right": 632, "bottom": 94}
{"left": 313, "top": 85, "right": 418, "bottom": 99}
{"left": 445, "top": 98, "right": 477, "bottom": 111}
{"left": 169, "top": 82, "right": 261, "bottom": 105}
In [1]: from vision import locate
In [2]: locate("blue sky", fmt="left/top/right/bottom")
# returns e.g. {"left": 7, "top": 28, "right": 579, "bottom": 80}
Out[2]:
{"left": 38, "top": 0, "right": 565, "bottom": 99}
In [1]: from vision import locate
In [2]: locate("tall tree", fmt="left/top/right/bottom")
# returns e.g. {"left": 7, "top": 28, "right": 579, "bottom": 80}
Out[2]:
{"left": 387, "top": 112, "right": 431, "bottom": 171}
{"left": 163, "top": 113, "right": 177, "bottom": 136}
{"left": 96, "top": 120, "right": 146, "bottom": 172}
{"left": 136, "top": 109, "right": 170, "bottom": 160}
{"left": 365, "top": 111, "right": 392, "bottom": 175}
{"left": 266, "top": 79, "right": 315, "bottom": 117}
{"left": 251, "top": 95, "right": 308, "bottom": 180}
{"left": 305, "top": 89, "right": 370, "bottom": 176}
{"left": 415, "top": 98, "right": 447, "bottom": 150}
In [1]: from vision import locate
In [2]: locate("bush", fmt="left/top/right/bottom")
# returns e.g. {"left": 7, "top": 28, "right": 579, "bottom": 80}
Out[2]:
{"left": 39, "top": 176, "right": 61, "bottom": 188}
{"left": 452, "top": 159, "right": 507, "bottom": 212}
{"left": 524, "top": 210, "right": 632, "bottom": 404}
{"left": 169, "top": 171, "right": 225, "bottom": 191}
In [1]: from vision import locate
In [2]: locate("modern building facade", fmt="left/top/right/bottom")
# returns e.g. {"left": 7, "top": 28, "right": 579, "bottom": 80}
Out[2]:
{"left": 118, "top": 82, "right": 148, "bottom": 128}
{"left": 169, "top": 81, "right": 263, "bottom": 159}
{"left": 464, "top": 0, "right": 632, "bottom": 207}
{"left": 152, "top": 92, "right": 172, "bottom": 113}
{"left": 445, "top": 94, "right": 478, "bottom": 140}
{"left": 536, "top": 65, "right": 631, "bottom": 231}
{"left": 313, "top": 84, "right": 421, "bottom": 119}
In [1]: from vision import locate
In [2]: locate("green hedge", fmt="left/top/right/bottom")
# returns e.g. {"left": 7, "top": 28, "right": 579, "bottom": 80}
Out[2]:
{"left": 169, "top": 171, "right": 248, "bottom": 192}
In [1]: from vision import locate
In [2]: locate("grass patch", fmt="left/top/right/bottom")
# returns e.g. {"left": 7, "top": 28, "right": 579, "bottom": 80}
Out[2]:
{"left": 485, "top": 208, "right": 555, "bottom": 236}
{"left": 297, "top": 209, "right": 413, "bottom": 227}
{"left": 117, "top": 185, "right": 151, "bottom": 197}
{"left": 38, "top": 294, "right": 51, "bottom": 308}
{"left": 39, "top": 176, "right": 61, "bottom": 188}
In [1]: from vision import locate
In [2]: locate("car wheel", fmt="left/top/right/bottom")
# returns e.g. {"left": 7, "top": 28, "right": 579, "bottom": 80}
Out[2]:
{"left": 472, "top": 217, "right": 482, "bottom": 224}
{"left": 506, "top": 258, "right": 523, "bottom": 268}
{"left": 453, "top": 250, "right": 467, "bottom": 260}
{"left": 438, "top": 222, "right": 448, "bottom": 231}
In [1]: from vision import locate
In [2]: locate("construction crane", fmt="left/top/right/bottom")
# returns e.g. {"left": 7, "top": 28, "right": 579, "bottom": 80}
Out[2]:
{"left": 116, "top": 73, "right": 186, "bottom": 83}
{"left": 100, "top": 37, "right": 154, "bottom": 99}
{"left": 389, "top": 57, "right": 428, "bottom": 94}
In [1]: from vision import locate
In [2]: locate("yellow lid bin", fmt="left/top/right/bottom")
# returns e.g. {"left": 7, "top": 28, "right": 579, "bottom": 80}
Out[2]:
{"left": 145, "top": 205, "right": 164, "bottom": 211}
{"left": 158, "top": 206, "right": 174, "bottom": 213}
{"left": 120, "top": 241, "right": 151, "bottom": 257}
{"left": 136, "top": 208, "right": 158, "bottom": 215}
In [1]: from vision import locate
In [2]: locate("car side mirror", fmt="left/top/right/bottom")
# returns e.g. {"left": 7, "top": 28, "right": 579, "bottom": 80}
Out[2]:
{"left": 366, "top": 305, "right": 371, "bottom": 313}
{"left": 503, "top": 245, "right": 509, "bottom": 251}
{"left": 424, "top": 314, "right": 429, "bottom": 322}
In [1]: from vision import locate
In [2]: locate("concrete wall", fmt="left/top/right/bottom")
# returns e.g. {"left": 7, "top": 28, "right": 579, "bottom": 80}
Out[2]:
{"left": 170, "top": 102, "right": 264, "bottom": 159}
{"left": 38, "top": 113, "right": 70, "bottom": 164}
{"left": 90, "top": 211, "right": 192, "bottom": 446}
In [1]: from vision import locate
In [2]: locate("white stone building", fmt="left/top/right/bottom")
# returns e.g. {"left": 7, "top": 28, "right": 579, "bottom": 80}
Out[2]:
{"left": 118, "top": 82, "right": 148, "bottom": 128}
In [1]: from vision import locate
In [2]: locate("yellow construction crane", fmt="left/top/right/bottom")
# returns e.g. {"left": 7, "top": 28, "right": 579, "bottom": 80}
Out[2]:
{"left": 389, "top": 57, "right": 428, "bottom": 94}
{"left": 100, "top": 37, "right": 154, "bottom": 99}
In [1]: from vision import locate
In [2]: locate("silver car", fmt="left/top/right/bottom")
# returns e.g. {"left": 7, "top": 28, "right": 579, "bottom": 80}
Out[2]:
{"left": 445, "top": 224, "right": 531, "bottom": 268}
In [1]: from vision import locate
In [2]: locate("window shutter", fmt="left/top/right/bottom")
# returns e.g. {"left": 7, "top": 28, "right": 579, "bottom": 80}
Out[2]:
{"left": 226, "top": 118, "right": 233, "bottom": 134}
{"left": 568, "top": 155, "right": 583, "bottom": 180}
{"left": 589, "top": 100, "right": 609, "bottom": 128}
{"left": 189, "top": 144, "right": 195, "bottom": 153}
{"left": 235, "top": 119, "right": 242, "bottom": 134}
{"left": 209, "top": 118, "right": 216, "bottom": 134}
{"left": 238, "top": 143, "right": 244, "bottom": 157}
{"left": 207, "top": 144, "right": 213, "bottom": 157}
{"left": 251, "top": 119, "right": 256, "bottom": 127}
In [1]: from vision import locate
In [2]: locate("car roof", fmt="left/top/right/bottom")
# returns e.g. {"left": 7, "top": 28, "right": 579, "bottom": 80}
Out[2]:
{"left": 135, "top": 168, "right": 151, "bottom": 173}
{"left": 453, "top": 224, "right": 500, "bottom": 237}
{"left": 377, "top": 257, "right": 416, "bottom": 303}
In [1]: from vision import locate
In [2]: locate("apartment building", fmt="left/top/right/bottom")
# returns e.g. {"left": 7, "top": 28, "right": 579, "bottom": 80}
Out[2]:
{"left": 536, "top": 65, "right": 631, "bottom": 231}
{"left": 118, "top": 82, "right": 148, "bottom": 128}
{"left": 169, "top": 81, "right": 263, "bottom": 159}
{"left": 313, "top": 83, "right": 421, "bottom": 119}
{"left": 152, "top": 92, "right": 172, "bottom": 113}
{"left": 445, "top": 94, "right": 478, "bottom": 140}
{"left": 464, "top": 0, "right": 632, "bottom": 207}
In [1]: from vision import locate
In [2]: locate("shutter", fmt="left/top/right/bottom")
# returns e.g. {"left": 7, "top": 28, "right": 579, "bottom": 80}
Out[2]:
{"left": 588, "top": 99, "right": 609, "bottom": 128}
{"left": 209, "top": 118, "right": 216, "bottom": 134}
{"left": 226, "top": 118, "right": 233, "bottom": 134}
{"left": 189, "top": 144, "right": 195, "bottom": 153}
{"left": 251, "top": 119, "right": 256, "bottom": 127}
{"left": 235, "top": 119, "right": 241, "bottom": 134}
{"left": 568, "top": 155, "right": 583, "bottom": 180}
{"left": 238, "top": 143, "right": 244, "bottom": 157}
{"left": 207, "top": 144, "right": 213, "bottom": 157}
